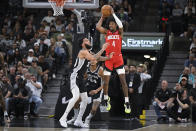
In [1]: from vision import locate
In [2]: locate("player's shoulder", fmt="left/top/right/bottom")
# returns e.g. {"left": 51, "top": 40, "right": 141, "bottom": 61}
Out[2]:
{"left": 78, "top": 49, "right": 89, "bottom": 58}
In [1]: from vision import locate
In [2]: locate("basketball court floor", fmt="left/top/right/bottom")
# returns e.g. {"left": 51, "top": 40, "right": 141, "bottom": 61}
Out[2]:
{"left": 1, "top": 117, "right": 196, "bottom": 131}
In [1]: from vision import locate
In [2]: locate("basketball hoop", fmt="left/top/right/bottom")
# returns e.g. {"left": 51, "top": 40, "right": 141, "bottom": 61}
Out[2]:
{"left": 48, "top": 0, "right": 66, "bottom": 16}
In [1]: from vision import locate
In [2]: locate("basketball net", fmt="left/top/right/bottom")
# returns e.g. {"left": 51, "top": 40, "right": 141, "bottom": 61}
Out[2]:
{"left": 48, "top": 0, "right": 66, "bottom": 16}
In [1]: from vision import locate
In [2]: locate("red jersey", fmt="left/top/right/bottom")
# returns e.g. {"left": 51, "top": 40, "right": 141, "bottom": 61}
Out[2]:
{"left": 105, "top": 30, "right": 122, "bottom": 56}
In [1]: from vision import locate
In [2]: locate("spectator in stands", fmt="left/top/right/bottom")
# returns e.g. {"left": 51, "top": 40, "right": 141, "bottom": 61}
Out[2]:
{"left": 15, "top": 34, "right": 26, "bottom": 50}
{"left": 38, "top": 37, "right": 49, "bottom": 57}
{"left": 0, "top": 75, "right": 13, "bottom": 114}
{"left": 41, "top": 20, "right": 50, "bottom": 34}
{"left": 168, "top": 89, "right": 190, "bottom": 122}
{"left": 28, "top": 58, "right": 42, "bottom": 82}
{"left": 10, "top": 78, "right": 32, "bottom": 120}
{"left": 172, "top": 3, "right": 183, "bottom": 16}
{"left": 55, "top": 19, "right": 65, "bottom": 32}
{"left": 49, "top": 25, "right": 57, "bottom": 37}
{"left": 23, "top": 28, "right": 34, "bottom": 43}
{"left": 65, "top": 21, "right": 74, "bottom": 35}
{"left": 178, "top": 67, "right": 195, "bottom": 85}
{"left": 48, "top": 45, "right": 58, "bottom": 79}
{"left": 189, "top": 86, "right": 196, "bottom": 122}
{"left": 38, "top": 55, "right": 49, "bottom": 91}
{"left": 121, "top": 0, "right": 132, "bottom": 21}
{"left": 137, "top": 64, "right": 151, "bottom": 117}
{"left": 179, "top": 75, "right": 193, "bottom": 93}
{"left": 0, "top": 90, "right": 10, "bottom": 125}
{"left": 8, "top": 67, "right": 16, "bottom": 86}
{"left": 124, "top": 65, "right": 129, "bottom": 75}
{"left": 55, "top": 34, "right": 69, "bottom": 64}
{"left": 184, "top": 1, "right": 195, "bottom": 15}
{"left": 126, "top": 65, "right": 141, "bottom": 120}
{"left": 183, "top": 9, "right": 195, "bottom": 38}
{"left": 109, "top": 0, "right": 120, "bottom": 12}
{"left": 27, "top": 49, "right": 36, "bottom": 63}
{"left": 13, "top": 22, "right": 22, "bottom": 36}
{"left": 153, "top": 80, "right": 172, "bottom": 121}
{"left": 42, "top": 10, "right": 55, "bottom": 24}
{"left": 26, "top": 74, "right": 43, "bottom": 117}
{"left": 184, "top": 53, "right": 196, "bottom": 68}
{"left": 38, "top": 32, "right": 50, "bottom": 47}
{"left": 33, "top": 42, "right": 41, "bottom": 57}
{"left": 22, "top": 55, "right": 31, "bottom": 68}
{"left": 190, "top": 32, "right": 196, "bottom": 53}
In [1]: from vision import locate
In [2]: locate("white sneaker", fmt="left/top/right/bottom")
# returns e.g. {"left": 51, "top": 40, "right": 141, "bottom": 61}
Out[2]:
{"left": 52, "top": 74, "right": 56, "bottom": 79}
{"left": 74, "top": 120, "right": 88, "bottom": 128}
{"left": 59, "top": 119, "right": 67, "bottom": 128}
{"left": 67, "top": 117, "right": 76, "bottom": 125}
{"left": 181, "top": 118, "right": 187, "bottom": 123}
{"left": 84, "top": 117, "right": 90, "bottom": 125}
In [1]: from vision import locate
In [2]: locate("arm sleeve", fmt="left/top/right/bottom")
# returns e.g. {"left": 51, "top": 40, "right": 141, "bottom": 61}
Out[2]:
{"left": 112, "top": 13, "right": 123, "bottom": 28}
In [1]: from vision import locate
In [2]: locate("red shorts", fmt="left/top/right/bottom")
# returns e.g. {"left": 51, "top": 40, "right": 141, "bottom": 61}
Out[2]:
{"left": 105, "top": 54, "right": 124, "bottom": 71}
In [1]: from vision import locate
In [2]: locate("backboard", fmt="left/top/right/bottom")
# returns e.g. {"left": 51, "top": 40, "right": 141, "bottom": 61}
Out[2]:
{"left": 23, "top": 0, "right": 99, "bottom": 9}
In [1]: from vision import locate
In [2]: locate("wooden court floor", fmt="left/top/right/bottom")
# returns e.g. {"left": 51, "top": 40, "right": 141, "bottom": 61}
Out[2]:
{"left": 0, "top": 124, "right": 196, "bottom": 131}
{"left": 0, "top": 117, "right": 196, "bottom": 131}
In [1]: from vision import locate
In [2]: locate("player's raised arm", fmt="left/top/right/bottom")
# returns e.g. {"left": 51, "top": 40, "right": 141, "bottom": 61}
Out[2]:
{"left": 96, "top": 16, "right": 107, "bottom": 34}
{"left": 111, "top": 8, "right": 123, "bottom": 36}
{"left": 80, "top": 43, "right": 109, "bottom": 61}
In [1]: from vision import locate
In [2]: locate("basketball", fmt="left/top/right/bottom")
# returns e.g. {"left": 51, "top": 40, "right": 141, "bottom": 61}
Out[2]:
{"left": 101, "top": 5, "right": 112, "bottom": 17}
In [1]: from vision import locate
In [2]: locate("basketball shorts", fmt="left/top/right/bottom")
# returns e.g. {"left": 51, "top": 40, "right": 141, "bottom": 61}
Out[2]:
{"left": 87, "top": 87, "right": 103, "bottom": 102}
{"left": 70, "top": 75, "right": 86, "bottom": 93}
{"left": 105, "top": 54, "right": 124, "bottom": 72}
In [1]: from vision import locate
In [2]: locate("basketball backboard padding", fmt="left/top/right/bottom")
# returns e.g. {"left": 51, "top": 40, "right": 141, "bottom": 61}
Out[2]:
{"left": 23, "top": 0, "right": 99, "bottom": 9}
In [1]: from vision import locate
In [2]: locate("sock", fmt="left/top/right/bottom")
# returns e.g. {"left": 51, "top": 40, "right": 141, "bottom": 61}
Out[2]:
{"left": 104, "top": 95, "right": 108, "bottom": 100}
{"left": 87, "top": 112, "right": 94, "bottom": 119}
{"left": 76, "top": 92, "right": 88, "bottom": 121}
{"left": 125, "top": 97, "right": 129, "bottom": 103}
{"left": 60, "top": 87, "right": 79, "bottom": 121}
{"left": 73, "top": 108, "right": 79, "bottom": 119}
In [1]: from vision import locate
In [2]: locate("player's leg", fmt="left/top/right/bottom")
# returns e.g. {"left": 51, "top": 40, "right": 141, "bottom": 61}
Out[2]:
{"left": 74, "top": 92, "right": 88, "bottom": 127}
{"left": 103, "top": 70, "right": 112, "bottom": 110}
{"left": 67, "top": 97, "right": 81, "bottom": 125}
{"left": 85, "top": 91, "right": 102, "bottom": 125}
{"left": 59, "top": 78, "right": 80, "bottom": 128}
{"left": 117, "top": 72, "right": 131, "bottom": 113}
{"left": 115, "top": 55, "right": 131, "bottom": 114}
{"left": 103, "top": 60, "right": 113, "bottom": 111}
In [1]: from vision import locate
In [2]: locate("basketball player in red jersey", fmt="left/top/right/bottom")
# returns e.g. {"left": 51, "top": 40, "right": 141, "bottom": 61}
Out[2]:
{"left": 96, "top": 8, "right": 131, "bottom": 113}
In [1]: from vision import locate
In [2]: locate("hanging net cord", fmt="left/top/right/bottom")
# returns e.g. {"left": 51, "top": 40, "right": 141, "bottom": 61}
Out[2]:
{"left": 48, "top": 0, "right": 66, "bottom": 16}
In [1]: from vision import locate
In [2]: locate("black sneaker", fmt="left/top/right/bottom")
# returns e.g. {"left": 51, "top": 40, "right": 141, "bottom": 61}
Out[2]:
{"left": 102, "top": 97, "right": 111, "bottom": 111}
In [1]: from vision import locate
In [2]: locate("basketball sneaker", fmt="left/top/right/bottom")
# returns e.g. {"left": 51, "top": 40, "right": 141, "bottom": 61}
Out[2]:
{"left": 67, "top": 117, "right": 76, "bottom": 125}
{"left": 84, "top": 116, "right": 90, "bottom": 125}
{"left": 59, "top": 118, "right": 67, "bottom": 128}
{"left": 74, "top": 119, "right": 89, "bottom": 128}
{"left": 103, "top": 97, "right": 111, "bottom": 111}
{"left": 124, "top": 102, "right": 131, "bottom": 114}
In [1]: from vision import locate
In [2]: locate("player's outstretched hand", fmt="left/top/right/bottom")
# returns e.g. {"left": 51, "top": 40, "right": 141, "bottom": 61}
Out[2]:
{"left": 109, "top": 52, "right": 114, "bottom": 59}
{"left": 102, "top": 42, "right": 109, "bottom": 50}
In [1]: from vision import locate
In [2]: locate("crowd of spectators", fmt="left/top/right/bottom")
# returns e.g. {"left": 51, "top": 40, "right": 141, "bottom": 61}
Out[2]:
{"left": 159, "top": 0, "right": 196, "bottom": 37}
{"left": 152, "top": 31, "right": 196, "bottom": 123}
{"left": 0, "top": 3, "right": 74, "bottom": 125}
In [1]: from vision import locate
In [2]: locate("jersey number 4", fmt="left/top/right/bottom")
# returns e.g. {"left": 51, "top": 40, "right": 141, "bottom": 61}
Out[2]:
{"left": 112, "top": 41, "right": 115, "bottom": 47}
